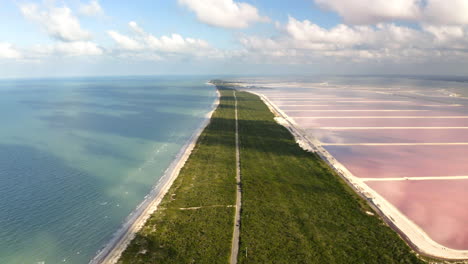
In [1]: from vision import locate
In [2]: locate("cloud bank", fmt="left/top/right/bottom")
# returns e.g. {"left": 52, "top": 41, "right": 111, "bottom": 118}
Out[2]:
{"left": 238, "top": 16, "right": 468, "bottom": 64}
{"left": 108, "top": 21, "right": 220, "bottom": 60}
{"left": 3, "top": 0, "right": 468, "bottom": 75}
{"left": 315, "top": 0, "right": 468, "bottom": 25}
{"left": 20, "top": 3, "right": 91, "bottom": 42}
{"left": 0, "top": 43, "right": 22, "bottom": 59}
{"left": 18, "top": 2, "right": 103, "bottom": 58}
{"left": 79, "top": 0, "right": 104, "bottom": 17}
{"left": 235, "top": 1, "right": 468, "bottom": 66}
{"left": 178, "top": 0, "right": 268, "bottom": 29}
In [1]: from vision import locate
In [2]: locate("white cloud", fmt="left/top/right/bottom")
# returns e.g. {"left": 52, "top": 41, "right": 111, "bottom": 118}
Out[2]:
{"left": 108, "top": 22, "right": 220, "bottom": 58}
{"left": 424, "top": 0, "right": 468, "bottom": 25}
{"left": 0, "top": 41, "right": 101, "bottom": 61}
{"left": 315, "top": 0, "right": 420, "bottom": 24}
{"left": 79, "top": 0, "right": 103, "bottom": 16}
{"left": 238, "top": 17, "right": 468, "bottom": 64}
{"left": 314, "top": 0, "right": 468, "bottom": 26}
{"left": 284, "top": 17, "right": 426, "bottom": 51}
{"left": 30, "top": 41, "right": 103, "bottom": 57}
{"left": 145, "top": 33, "right": 211, "bottom": 54}
{"left": 108, "top": 30, "right": 144, "bottom": 51}
{"left": 54, "top": 41, "right": 103, "bottom": 56}
{"left": 20, "top": 3, "right": 91, "bottom": 42}
{"left": 129, "top": 21, "right": 145, "bottom": 35}
{"left": 286, "top": 17, "right": 364, "bottom": 46}
{"left": 0, "top": 43, "right": 22, "bottom": 59}
{"left": 178, "top": 0, "right": 269, "bottom": 29}
{"left": 17, "top": 2, "right": 102, "bottom": 59}
{"left": 422, "top": 25, "right": 465, "bottom": 43}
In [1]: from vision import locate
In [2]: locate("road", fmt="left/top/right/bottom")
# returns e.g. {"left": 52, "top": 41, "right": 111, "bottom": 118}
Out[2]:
{"left": 230, "top": 91, "right": 242, "bottom": 264}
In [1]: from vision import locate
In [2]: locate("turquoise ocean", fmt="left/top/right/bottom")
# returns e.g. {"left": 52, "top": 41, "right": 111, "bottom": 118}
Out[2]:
{"left": 0, "top": 76, "right": 216, "bottom": 264}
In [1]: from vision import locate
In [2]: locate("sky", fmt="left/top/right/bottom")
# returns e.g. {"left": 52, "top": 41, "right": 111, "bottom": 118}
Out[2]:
{"left": 1, "top": 0, "right": 468, "bottom": 78}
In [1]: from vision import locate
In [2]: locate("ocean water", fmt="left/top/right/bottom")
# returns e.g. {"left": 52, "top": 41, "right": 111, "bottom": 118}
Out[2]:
{"left": 0, "top": 76, "right": 216, "bottom": 264}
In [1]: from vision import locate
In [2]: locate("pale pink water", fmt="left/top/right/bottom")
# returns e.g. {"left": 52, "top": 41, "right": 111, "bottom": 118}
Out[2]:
{"left": 325, "top": 145, "right": 468, "bottom": 178}
{"left": 367, "top": 180, "right": 468, "bottom": 250}
{"left": 279, "top": 105, "right": 460, "bottom": 111}
{"left": 257, "top": 86, "right": 468, "bottom": 250}
{"left": 287, "top": 110, "right": 456, "bottom": 117}
{"left": 312, "top": 128, "right": 468, "bottom": 143}
{"left": 295, "top": 118, "right": 468, "bottom": 128}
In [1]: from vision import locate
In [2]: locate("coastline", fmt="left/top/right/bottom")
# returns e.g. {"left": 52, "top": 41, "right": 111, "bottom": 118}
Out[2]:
{"left": 248, "top": 90, "right": 468, "bottom": 261}
{"left": 90, "top": 85, "right": 220, "bottom": 264}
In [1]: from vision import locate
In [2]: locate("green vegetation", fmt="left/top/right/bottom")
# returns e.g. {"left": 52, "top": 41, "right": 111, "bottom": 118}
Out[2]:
{"left": 235, "top": 91, "right": 423, "bottom": 264}
{"left": 118, "top": 89, "right": 237, "bottom": 263}
{"left": 118, "top": 84, "right": 424, "bottom": 264}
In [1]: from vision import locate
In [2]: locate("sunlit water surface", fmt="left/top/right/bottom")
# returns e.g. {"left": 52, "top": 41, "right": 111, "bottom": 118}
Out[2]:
{"left": 0, "top": 76, "right": 216, "bottom": 264}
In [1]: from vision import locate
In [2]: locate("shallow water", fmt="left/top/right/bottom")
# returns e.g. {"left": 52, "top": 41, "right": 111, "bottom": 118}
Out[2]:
{"left": 368, "top": 180, "right": 468, "bottom": 249}
{"left": 0, "top": 76, "right": 216, "bottom": 264}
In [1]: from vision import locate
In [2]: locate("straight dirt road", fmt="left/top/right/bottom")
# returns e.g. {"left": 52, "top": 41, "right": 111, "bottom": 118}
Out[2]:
{"left": 230, "top": 91, "right": 242, "bottom": 264}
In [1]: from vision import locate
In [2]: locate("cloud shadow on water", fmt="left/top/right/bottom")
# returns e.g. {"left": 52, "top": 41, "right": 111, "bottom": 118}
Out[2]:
{"left": 0, "top": 144, "right": 123, "bottom": 264}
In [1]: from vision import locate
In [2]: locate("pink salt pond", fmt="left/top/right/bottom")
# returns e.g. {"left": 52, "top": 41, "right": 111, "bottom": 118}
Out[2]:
{"left": 367, "top": 180, "right": 468, "bottom": 250}
{"left": 259, "top": 87, "right": 468, "bottom": 251}
{"left": 278, "top": 105, "right": 462, "bottom": 111}
{"left": 295, "top": 117, "right": 468, "bottom": 128}
{"left": 325, "top": 145, "right": 468, "bottom": 178}
{"left": 312, "top": 128, "right": 468, "bottom": 144}
{"left": 286, "top": 110, "right": 456, "bottom": 117}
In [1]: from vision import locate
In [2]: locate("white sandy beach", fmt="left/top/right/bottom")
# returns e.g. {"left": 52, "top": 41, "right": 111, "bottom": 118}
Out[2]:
{"left": 249, "top": 89, "right": 468, "bottom": 260}
{"left": 89, "top": 87, "right": 220, "bottom": 264}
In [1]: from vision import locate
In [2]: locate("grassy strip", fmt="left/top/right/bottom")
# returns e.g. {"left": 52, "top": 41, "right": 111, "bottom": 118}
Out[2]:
{"left": 118, "top": 86, "right": 424, "bottom": 264}
{"left": 235, "top": 91, "right": 424, "bottom": 264}
{"left": 118, "top": 89, "right": 237, "bottom": 264}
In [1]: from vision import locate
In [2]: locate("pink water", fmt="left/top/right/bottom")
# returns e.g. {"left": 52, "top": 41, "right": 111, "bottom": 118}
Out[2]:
{"left": 257, "top": 86, "right": 468, "bottom": 250}
{"left": 287, "top": 110, "right": 457, "bottom": 117}
{"left": 325, "top": 145, "right": 468, "bottom": 178}
{"left": 313, "top": 129, "right": 468, "bottom": 143}
{"left": 295, "top": 118, "right": 468, "bottom": 128}
{"left": 368, "top": 180, "right": 468, "bottom": 250}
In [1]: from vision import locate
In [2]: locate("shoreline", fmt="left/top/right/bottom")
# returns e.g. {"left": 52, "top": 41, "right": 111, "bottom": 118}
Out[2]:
{"left": 89, "top": 86, "right": 220, "bottom": 264}
{"left": 248, "top": 90, "right": 468, "bottom": 261}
